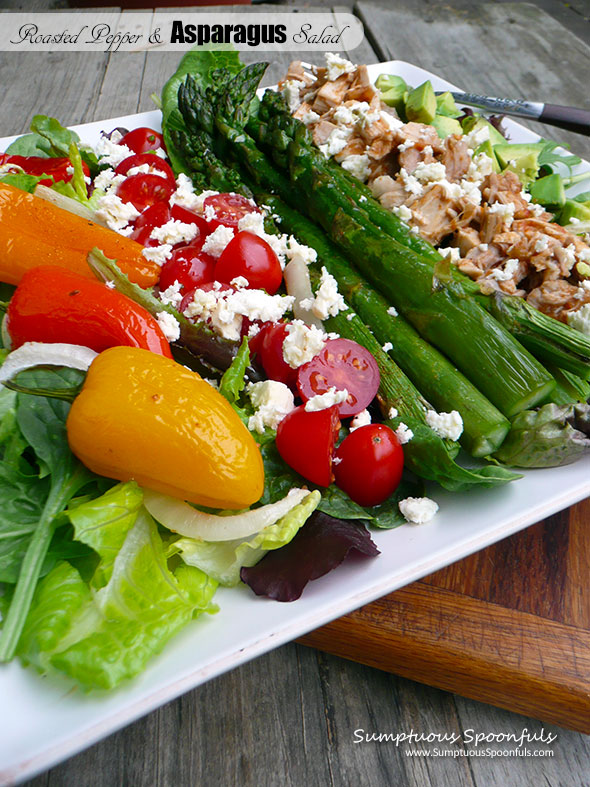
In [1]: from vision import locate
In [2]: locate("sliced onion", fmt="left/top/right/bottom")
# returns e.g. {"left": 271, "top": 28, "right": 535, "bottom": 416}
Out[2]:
{"left": 284, "top": 256, "right": 324, "bottom": 329}
{"left": 143, "top": 487, "right": 311, "bottom": 542}
{"left": 34, "top": 185, "right": 108, "bottom": 226}
{"left": 565, "top": 220, "right": 590, "bottom": 234}
{"left": 0, "top": 342, "right": 98, "bottom": 385}
{"left": 1, "top": 313, "right": 11, "bottom": 351}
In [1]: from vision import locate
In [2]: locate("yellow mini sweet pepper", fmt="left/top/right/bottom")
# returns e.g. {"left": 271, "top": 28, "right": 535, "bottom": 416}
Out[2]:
{"left": 67, "top": 346, "right": 265, "bottom": 510}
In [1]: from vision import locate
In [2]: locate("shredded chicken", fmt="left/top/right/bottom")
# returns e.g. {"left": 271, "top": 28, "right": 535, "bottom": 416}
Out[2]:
{"left": 279, "top": 57, "right": 590, "bottom": 324}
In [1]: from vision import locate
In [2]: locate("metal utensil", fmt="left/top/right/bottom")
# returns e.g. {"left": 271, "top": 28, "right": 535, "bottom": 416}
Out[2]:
{"left": 449, "top": 92, "right": 590, "bottom": 136}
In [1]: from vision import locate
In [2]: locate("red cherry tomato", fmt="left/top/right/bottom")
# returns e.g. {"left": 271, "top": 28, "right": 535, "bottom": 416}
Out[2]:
{"left": 276, "top": 405, "right": 341, "bottom": 487}
{"left": 179, "top": 282, "right": 234, "bottom": 314}
{"left": 256, "top": 322, "right": 297, "bottom": 387}
{"left": 115, "top": 153, "right": 175, "bottom": 187}
{"left": 117, "top": 174, "right": 174, "bottom": 212}
{"left": 131, "top": 202, "right": 171, "bottom": 247}
{"left": 247, "top": 321, "right": 271, "bottom": 358}
{"left": 159, "top": 246, "right": 216, "bottom": 293}
{"left": 333, "top": 424, "right": 404, "bottom": 507}
{"left": 171, "top": 204, "right": 210, "bottom": 237}
{"left": 119, "top": 127, "right": 165, "bottom": 154}
{"left": 297, "top": 338, "right": 380, "bottom": 417}
{"left": 202, "top": 193, "right": 260, "bottom": 230}
{"left": 216, "top": 231, "right": 283, "bottom": 294}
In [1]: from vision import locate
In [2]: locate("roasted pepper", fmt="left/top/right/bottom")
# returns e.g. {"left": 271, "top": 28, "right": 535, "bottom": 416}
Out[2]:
{"left": 67, "top": 346, "right": 265, "bottom": 509}
{"left": 7, "top": 266, "right": 173, "bottom": 357}
{"left": 0, "top": 153, "right": 91, "bottom": 187}
{"left": 0, "top": 183, "right": 159, "bottom": 288}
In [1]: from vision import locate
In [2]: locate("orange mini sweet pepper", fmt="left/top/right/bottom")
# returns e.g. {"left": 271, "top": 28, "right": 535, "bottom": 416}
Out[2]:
{"left": 67, "top": 346, "right": 265, "bottom": 510}
{"left": 0, "top": 183, "right": 159, "bottom": 288}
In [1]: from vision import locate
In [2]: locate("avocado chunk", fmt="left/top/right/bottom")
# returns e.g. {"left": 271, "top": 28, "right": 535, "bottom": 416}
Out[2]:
{"left": 436, "top": 91, "right": 462, "bottom": 118}
{"left": 431, "top": 114, "right": 462, "bottom": 139}
{"left": 473, "top": 139, "right": 501, "bottom": 172}
{"left": 558, "top": 198, "right": 590, "bottom": 225}
{"left": 494, "top": 143, "right": 543, "bottom": 187}
{"left": 375, "top": 74, "right": 408, "bottom": 114}
{"left": 528, "top": 173, "right": 565, "bottom": 208}
{"left": 405, "top": 80, "right": 437, "bottom": 124}
{"left": 461, "top": 116, "right": 506, "bottom": 146}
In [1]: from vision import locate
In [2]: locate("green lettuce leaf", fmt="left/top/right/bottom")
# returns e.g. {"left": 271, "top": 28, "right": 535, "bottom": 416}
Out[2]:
{"left": 18, "top": 508, "right": 218, "bottom": 690}
{"left": 0, "top": 173, "right": 46, "bottom": 193}
{"left": 175, "top": 489, "right": 320, "bottom": 586}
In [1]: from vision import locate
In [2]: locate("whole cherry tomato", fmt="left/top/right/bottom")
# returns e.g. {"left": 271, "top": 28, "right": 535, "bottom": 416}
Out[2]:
{"left": 159, "top": 246, "right": 216, "bottom": 293}
{"left": 119, "top": 127, "right": 165, "bottom": 154}
{"left": 276, "top": 404, "right": 341, "bottom": 487}
{"left": 297, "top": 338, "right": 380, "bottom": 417}
{"left": 333, "top": 424, "right": 404, "bottom": 507}
{"left": 202, "top": 193, "right": 260, "bottom": 230}
{"left": 256, "top": 322, "right": 297, "bottom": 387}
{"left": 115, "top": 153, "right": 175, "bottom": 188}
{"left": 117, "top": 174, "right": 174, "bottom": 212}
{"left": 131, "top": 202, "right": 171, "bottom": 247}
{"left": 215, "top": 231, "right": 283, "bottom": 294}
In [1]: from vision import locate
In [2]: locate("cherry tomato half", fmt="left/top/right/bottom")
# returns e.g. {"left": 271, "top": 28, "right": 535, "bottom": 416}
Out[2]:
{"left": 119, "top": 127, "right": 165, "bottom": 154}
{"left": 115, "top": 153, "right": 175, "bottom": 187}
{"left": 255, "top": 322, "right": 297, "bottom": 387}
{"left": 171, "top": 204, "right": 210, "bottom": 238}
{"left": 159, "top": 246, "right": 216, "bottom": 293}
{"left": 202, "top": 193, "right": 260, "bottom": 230}
{"left": 276, "top": 404, "right": 341, "bottom": 487}
{"left": 297, "top": 338, "right": 380, "bottom": 417}
{"left": 131, "top": 202, "right": 171, "bottom": 247}
{"left": 117, "top": 173, "right": 174, "bottom": 212}
{"left": 333, "top": 424, "right": 404, "bottom": 507}
{"left": 216, "top": 231, "right": 283, "bottom": 294}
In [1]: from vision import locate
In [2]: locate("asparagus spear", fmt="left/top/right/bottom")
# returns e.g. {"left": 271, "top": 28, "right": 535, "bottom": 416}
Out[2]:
{"left": 260, "top": 193, "right": 511, "bottom": 458}
{"left": 252, "top": 91, "right": 590, "bottom": 379}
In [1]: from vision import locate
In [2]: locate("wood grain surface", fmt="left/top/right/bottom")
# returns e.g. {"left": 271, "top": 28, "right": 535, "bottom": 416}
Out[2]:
{"left": 2, "top": 1, "right": 590, "bottom": 785}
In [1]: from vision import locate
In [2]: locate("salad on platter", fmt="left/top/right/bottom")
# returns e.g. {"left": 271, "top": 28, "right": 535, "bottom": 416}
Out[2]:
{"left": 1, "top": 49, "right": 590, "bottom": 694}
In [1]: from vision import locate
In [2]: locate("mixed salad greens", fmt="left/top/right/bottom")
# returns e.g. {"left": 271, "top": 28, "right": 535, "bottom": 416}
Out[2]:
{"left": 2, "top": 49, "right": 590, "bottom": 693}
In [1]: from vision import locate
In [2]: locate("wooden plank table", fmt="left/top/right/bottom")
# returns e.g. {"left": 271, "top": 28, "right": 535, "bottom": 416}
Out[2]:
{"left": 1, "top": 2, "right": 590, "bottom": 785}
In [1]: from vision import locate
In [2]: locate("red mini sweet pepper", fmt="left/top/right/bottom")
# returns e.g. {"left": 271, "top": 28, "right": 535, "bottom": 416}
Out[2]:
{"left": 6, "top": 265, "right": 173, "bottom": 357}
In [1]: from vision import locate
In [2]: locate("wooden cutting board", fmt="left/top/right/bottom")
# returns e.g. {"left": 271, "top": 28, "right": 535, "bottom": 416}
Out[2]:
{"left": 299, "top": 497, "right": 590, "bottom": 733}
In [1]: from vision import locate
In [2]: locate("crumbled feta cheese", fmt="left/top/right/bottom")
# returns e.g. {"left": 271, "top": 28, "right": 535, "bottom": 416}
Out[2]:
{"left": 282, "top": 320, "right": 329, "bottom": 368}
{"left": 382, "top": 342, "right": 393, "bottom": 353}
{"left": 568, "top": 303, "right": 590, "bottom": 336}
{"left": 488, "top": 201, "right": 515, "bottom": 227}
{"left": 247, "top": 380, "right": 295, "bottom": 433}
{"left": 438, "top": 246, "right": 461, "bottom": 264}
{"left": 286, "top": 236, "right": 317, "bottom": 266}
{"left": 105, "top": 280, "right": 116, "bottom": 290}
{"left": 412, "top": 161, "right": 447, "bottom": 184}
{"left": 388, "top": 407, "right": 398, "bottom": 419}
{"left": 304, "top": 386, "right": 349, "bottom": 412}
{"left": 203, "top": 204, "right": 217, "bottom": 223}
{"left": 399, "top": 168, "right": 424, "bottom": 197}
{"left": 94, "top": 136, "right": 132, "bottom": 167}
{"left": 238, "top": 211, "right": 266, "bottom": 236}
{"left": 380, "top": 111, "right": 403, "bottom": 131}
{"left": 464, "top": 125, "right": 490, "bottom": 150}
{"left": 202, "top": 225, "right": 235, "bottom": 258}
{"left": 394, "top": 422, "right": 413, "bottom": 444}
{"left": 425, "top": 409, "right": 463, "bottom": 441}
{"left": 142, "top": 245, "right": 173, "bottom": 266}
{"left": 308, "top": 267, "right": 347, "bottom": 320}
{"left": 94, "top": 192, "right": 140, "bottom": 232}
{"left": 386, "top": 306, "right": 398, "bottom": 317}
{"left": 230, "top": 276, "right": 249, "bottom": 289}
{"left": 168, "top": 174, "right": 205, "bottom": 212}
{"left": 325, "top": 52, "right": 356, "bottom": 81}
{"left": 398, "top": 496, "right": 439, "bottom": 525}
{"left": 359, "top": 194, "right": 368, "bottom": 203}
{"left": 264, "top": 233, "right": 290, "bottom": 267}
{"left": 534, "top": 235, "right": 550, "bottom": 253}
{"left": 300, "top": 110, "right": 321, "bottom": 125}
{"left": 126, "top": 163, "right": 167, "bottom": 178}
{"left": 488, "top": 258, "right": 520, "bottom": 282}
{"left": 282, "top": 79, "right": 305, "bottom": 113}
{"left": 346, "top": 312, "right": 355, "bottom": 321}
{"left": 318, "top": 126, "right": 353, "bottom": 158}
{"left": 150, "top": 219, "right": 198, "bottom": 246}
{"left": 350, "top": 409, "right": 372, "bottom": 431}
{"left": 570, "top": 216, "right": 581, "bottom": 225}
{"left": 159, "top": 280, "right": 184, "bottom": 309}
{"left": 341, "top": 153, "right": 371, "bottom": 182}
{"left": 93, "top": 167, "right": 125, "bottom": 192}
{"left": 333, "top": 105, "right": 356, "bottom": 126}
{"left": 392, "top": 204, "right": 413, "bottom": 223}
{"left": 398, "top": 139, "right": 415, "bottom": 153}
{"left": 457, "top": 179, "right": 483, "bottom": 205}
{"left": 529, "top": 202, "right": 546, "bottom": 218}
{"left": 467, "top": 152, "right": 495, "bottom": 181}
{"left": 563, "top": 243, "right": 577, "bottom": 269}
{"left": 155, "top": 311, "right": 180, "bottom": 343}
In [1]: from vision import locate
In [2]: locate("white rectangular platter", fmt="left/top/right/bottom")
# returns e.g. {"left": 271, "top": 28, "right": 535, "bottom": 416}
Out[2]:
{"left": 1, "top": 60, "right": 590, "bottom": 786}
